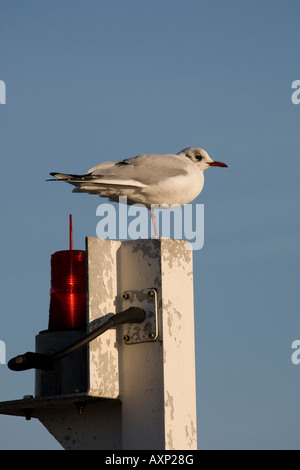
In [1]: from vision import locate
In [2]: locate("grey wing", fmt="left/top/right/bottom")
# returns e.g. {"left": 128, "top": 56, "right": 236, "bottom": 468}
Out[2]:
{"left": 87, "top": 153, "right": 188, "bottom": 186}
{"left": 49, "top": 153, "right": 190, "bottom": 206}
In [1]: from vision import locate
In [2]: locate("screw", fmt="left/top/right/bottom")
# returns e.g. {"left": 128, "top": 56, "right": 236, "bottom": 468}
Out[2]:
{"left": 149, "top": 332, "right": 156, "bottom": 340}
{"left": 123, "top": 292, "right": 129, "bottom": 300}
{"left": 24, "top": 409, "right": 33, "bottom": 421}
{"left": 123, "top": 335, "right": 130, "bottom": 342}
{"left": 148, "top": 290, "right": 155, "bottom": 297}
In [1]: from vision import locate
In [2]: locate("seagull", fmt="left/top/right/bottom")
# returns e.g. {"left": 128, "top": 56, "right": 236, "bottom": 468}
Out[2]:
{"left": 49, "top": 147, "right": 228, "bottom": 237}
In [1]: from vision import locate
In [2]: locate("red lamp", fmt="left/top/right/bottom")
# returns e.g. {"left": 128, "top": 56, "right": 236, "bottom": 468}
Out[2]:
{"left": 48, "top": 215, "right": 87, "bottom": 331}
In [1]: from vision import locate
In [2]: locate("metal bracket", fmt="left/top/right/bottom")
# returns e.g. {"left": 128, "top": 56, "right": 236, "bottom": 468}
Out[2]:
{"left": 122, "top": 288, "right": 158, "bottom": 344}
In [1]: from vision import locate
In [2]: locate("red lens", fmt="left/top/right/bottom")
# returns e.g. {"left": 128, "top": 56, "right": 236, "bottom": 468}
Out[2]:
{"left": 48, "top": 250, "right": 87, "bottom": 330}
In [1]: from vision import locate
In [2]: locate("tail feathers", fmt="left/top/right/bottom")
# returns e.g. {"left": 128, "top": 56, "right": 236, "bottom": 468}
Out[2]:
{"left": 48, "top": 172, "right": 90, "bottom": 181}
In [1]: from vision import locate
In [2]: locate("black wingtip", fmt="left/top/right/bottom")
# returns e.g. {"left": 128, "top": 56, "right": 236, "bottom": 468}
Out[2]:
{"left": 46, "top": 172, "right": 58, "bottom": 181}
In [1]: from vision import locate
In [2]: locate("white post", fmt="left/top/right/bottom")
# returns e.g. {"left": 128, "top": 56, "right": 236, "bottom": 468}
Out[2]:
{"left": 0, "top": 238, "right": 197, "bottom": 450}
{"left": 117, "top": 238, "right": 197, "bottom": 450}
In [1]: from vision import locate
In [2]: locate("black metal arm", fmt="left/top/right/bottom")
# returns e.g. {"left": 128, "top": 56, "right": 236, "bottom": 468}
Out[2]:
{"left": 8, "top": 307, "right": 145, "bottom": 372}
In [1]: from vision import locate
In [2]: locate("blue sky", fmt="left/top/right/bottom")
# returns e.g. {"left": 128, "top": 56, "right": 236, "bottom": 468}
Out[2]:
{"left": 0, "top": 0, "right": 299, "bottom": 449}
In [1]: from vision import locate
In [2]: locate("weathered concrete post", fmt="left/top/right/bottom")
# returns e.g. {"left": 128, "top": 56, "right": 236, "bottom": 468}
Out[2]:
{"left": 0, "top": 238, "right": 197, "bottom": 450}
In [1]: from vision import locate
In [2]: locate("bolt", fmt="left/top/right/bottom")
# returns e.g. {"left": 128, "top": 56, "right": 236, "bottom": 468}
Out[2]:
{"left": 149, "top": 332, "right": 156, "bottom": 340}
{"left": 148, "top": 290, "right": 155, "bottom": 297}
{"left": 123, "top": 335, "right": 130, "bottom": 342}
{"left": 24, "top": 408, "right": 33, "bottom": 421}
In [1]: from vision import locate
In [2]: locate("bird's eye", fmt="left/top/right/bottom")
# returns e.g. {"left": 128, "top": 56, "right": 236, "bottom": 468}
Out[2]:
{"left": 196, "top": 155, "right": 203, "bottom": 161}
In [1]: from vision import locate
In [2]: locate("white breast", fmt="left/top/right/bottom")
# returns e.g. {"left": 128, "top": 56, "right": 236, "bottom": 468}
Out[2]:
{"left": 142, "top": 166, "right": 204, "bottom": 206}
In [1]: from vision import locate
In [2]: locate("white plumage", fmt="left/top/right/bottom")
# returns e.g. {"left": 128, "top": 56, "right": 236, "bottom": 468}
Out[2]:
{"left": 49, "top": 147, "right": 227, "bottom": 236}
{"left": 49, "top": 147, "right": 227, "bottom": 207}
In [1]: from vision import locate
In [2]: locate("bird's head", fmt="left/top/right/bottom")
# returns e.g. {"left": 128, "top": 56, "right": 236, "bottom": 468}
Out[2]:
{"left": 178, "top": 147, "right": 228, "bottom": 171}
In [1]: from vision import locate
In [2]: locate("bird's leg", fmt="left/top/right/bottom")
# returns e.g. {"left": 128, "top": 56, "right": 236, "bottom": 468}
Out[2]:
{"left": 151, "top": 209, "right": 158, "bottom": 238}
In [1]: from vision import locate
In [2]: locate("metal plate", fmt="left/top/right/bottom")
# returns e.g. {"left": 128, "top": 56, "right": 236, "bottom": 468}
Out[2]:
{"left": 122, "top": 288, "right": 158, "bottom": 344}
{"left": 0, "top": 394, "right": 114, "bottom": 420}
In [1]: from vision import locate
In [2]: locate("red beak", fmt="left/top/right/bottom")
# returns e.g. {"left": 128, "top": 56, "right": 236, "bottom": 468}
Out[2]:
{"left": 208, "top": 160, "right": 228, "bottom": 168}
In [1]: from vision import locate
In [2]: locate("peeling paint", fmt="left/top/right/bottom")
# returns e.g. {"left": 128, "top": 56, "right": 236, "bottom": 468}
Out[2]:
{"left": 86, "top": 238, "right": 120, "bottom": 399}
{"left": 161, "top": 239, "right": 192, "bottom": 270}
{"left": 185, "top": 417, "right": 197, "bottom": 448}
{"left": 130, "top": 239, "right": 161, "bottom": 260}
{"left": 165, "top": 391, "right": 174, "bottom": 421}
{"left": 166, "top": 429, "right": 175, "bottom": 450}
